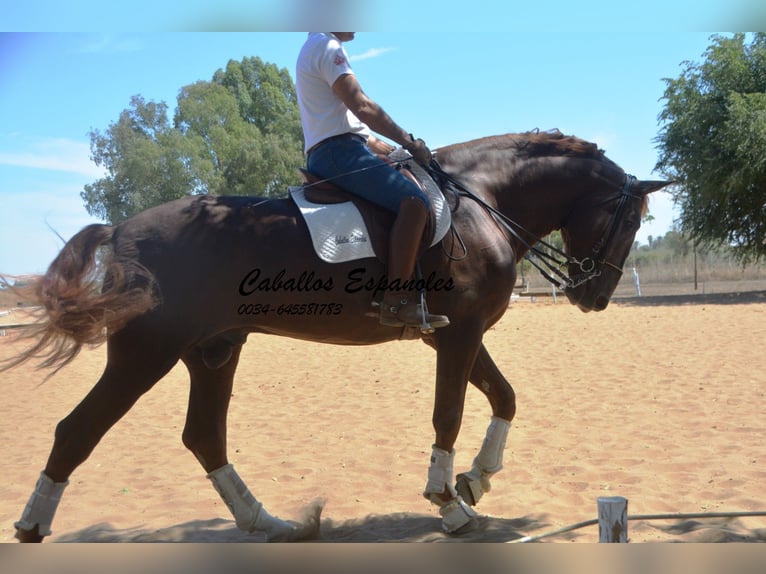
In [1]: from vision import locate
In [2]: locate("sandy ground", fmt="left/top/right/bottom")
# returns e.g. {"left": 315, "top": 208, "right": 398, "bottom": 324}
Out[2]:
{"left": 1, "top": 292, "right": 765, "bottom": 543}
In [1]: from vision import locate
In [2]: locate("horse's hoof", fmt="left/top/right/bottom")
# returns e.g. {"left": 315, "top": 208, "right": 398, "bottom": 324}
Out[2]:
{"left": 455, "top": 472, "right": 483, "bottom": 506}
{"left": 265, "top": 521, "right": 304, "bottom": 542}
{"left": 448, "top": 515, "right": 480, "bottom": 536}
{"left": 439, "top": 497, "right": 479, "bottom": 534}
{"left": 266, "top": 499, "right": 323, "bottom": 542}
{"left": 15, "top": 525, "right": 44, "bottom": 543}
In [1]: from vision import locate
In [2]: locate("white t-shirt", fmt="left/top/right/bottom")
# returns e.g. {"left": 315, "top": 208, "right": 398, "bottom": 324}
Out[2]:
{"left": 296, "top": 33, "right": 370, "bottom": 153}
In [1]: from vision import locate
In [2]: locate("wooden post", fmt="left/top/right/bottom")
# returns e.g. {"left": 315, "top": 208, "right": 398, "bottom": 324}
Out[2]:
{"left": 598, "top": 496, "right": 628, "bottom": 542}
{"left": 694, "top": 243, "right": 698, "bottom": 291}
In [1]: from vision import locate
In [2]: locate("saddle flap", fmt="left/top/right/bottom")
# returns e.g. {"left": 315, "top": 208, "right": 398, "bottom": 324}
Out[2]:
{"left": 292, "top": 149, "right": 451, "bottom": 264}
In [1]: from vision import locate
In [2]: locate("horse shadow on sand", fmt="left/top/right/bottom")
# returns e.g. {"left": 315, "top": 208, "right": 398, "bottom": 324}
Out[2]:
{"left": 52, "top": 504, "right": 551, "bottom": 543}
{"left": 614, "top": 290, "right": 766, "bottom": 307}
{"left": 641, "top": 517, "right": 766, "bottom": 543}
{"left": 52, "top": 503, "right": 766, "bottom": 543}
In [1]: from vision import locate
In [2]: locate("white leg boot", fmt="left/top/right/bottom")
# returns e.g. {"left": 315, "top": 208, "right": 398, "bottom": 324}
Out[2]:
{"left": 207, "top": 463, "right": 298, "bottom": 541}
{"left": 423, "top": 446, "right": 478, "bottom": 533}
{"left": 456, "top": 417, "right": 510, "bottom": 506}
{"left": 15, "top": 471, "right": 69, "bottom": 538}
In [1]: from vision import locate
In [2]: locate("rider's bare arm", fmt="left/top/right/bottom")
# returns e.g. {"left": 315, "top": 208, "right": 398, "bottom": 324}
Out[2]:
{"left": 332, "top": 73, "right": 431, "bottom": 166}
{"left": 332, "top": 73, "right": 412, "bottom": 148}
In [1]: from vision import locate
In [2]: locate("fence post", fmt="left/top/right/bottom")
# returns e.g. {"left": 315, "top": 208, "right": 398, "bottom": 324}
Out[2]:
{"left": 598, "top": 496, "right": 628, "bottom": 542}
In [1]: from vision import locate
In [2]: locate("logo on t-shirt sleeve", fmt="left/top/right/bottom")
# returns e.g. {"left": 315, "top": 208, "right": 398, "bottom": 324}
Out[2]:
{"left": 334, "top": 53, "right": 348, "bottom": 66}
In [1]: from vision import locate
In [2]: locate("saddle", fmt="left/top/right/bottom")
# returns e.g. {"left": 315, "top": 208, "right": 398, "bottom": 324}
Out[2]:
{"left": 297, "top": 159, "right": 437, "bottom": 264}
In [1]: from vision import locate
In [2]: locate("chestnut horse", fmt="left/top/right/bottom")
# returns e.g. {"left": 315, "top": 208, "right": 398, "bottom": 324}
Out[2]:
{"left": 7, "top": 130, "right": 669, "bottom": 541}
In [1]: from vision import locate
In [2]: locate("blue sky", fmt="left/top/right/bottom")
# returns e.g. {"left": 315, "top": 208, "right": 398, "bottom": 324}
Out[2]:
{"left": 0, "top": 1, "right": 758, "bottom": 275}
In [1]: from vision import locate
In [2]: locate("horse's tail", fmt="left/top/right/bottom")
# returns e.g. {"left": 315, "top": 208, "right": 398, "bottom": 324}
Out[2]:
{"left": 1, "top": 224, "right": 159, "bottom": 374}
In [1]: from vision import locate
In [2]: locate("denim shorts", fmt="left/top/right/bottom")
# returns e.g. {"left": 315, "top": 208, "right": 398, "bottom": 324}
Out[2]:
{"left": 306, "top": 135, "right": 430, "bottom": 213}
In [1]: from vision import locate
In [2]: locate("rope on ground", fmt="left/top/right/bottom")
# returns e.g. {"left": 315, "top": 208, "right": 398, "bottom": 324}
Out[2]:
{"left": 508, "top": 510, "right": 766, "bottom": 543}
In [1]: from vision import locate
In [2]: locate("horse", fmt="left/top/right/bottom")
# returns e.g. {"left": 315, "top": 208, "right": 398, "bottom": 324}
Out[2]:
{"left": 5, "top": 130, "right": 670, "bottom": 542}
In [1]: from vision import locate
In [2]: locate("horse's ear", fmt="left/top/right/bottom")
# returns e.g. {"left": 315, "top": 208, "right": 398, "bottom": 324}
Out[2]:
{"left": 636, "top": 180, "right": 673, "bottom": 195}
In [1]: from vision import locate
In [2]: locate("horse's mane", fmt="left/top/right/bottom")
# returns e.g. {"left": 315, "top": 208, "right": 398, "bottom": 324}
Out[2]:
{"left": 439, "top": 129, "right": 645, "bottom": 213}
{"left": 515, "top": 129, "right": 604, "bottom": 159}
{"left": 446, "top": 129, "right": 605, "bottom": 160}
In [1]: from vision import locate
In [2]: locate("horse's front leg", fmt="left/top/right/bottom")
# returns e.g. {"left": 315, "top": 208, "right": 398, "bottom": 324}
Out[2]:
{"left": 423, "top": 326, "right": 483, "bottom": 534}
{"left": 181, "top": 339, "right": 320, "bottom": 542}
{"left": 455, "top": 343, "right": 515, "bottom": 507}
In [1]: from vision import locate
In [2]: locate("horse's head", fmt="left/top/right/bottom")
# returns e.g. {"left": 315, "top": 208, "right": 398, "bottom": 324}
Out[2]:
{"left": 561, "top": 176, "right": 671, "bottom": 312}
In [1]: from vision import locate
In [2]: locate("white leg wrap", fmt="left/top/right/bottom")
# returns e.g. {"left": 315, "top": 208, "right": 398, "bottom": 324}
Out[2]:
{"left": 456, "top": 417, "right": 510, "bottom": 505}
{"left": 439, "top": 497, "right": 479, "bottom": 533}
{"left": 422, "top": 446, "right": 458, "bottom": 501}
{"left": 207, "top": 463, "right": 297, "bottom": 541}
{"left": 15, "top": 471, "right": 69, "bottom": 537}
{"left": 474, "top": 416, "right": 510, "bottom": 474}
{"left": 423, "top": 446, "right": 478, "bottom": 533}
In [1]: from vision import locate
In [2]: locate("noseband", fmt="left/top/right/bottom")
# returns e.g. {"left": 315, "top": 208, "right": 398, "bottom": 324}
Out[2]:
{"left": 563, "top": 175, "right": 641, "bottom": 288}
{"left": 428, "top": 161, "right": 641, "bottom": 290}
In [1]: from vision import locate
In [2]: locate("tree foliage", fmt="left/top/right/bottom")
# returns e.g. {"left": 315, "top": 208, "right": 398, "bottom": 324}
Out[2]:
{"left": 655, "top": 33, "right": 766, "bottom": 264}
{"left": 84, "top": 57, "right": 304, "bottom": 224}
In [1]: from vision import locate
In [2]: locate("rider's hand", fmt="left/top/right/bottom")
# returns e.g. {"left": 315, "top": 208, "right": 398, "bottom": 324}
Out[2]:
{"left": 405, "top": 135, "right": 432, "bottom": 167}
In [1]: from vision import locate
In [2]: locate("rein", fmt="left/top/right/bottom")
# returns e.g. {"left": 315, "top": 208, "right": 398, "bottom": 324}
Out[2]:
{"left": 301, "top": 158, "right": 409, "bottom": 189}
{"left": 428, "top": 159, "right": 639, "bottom": 290}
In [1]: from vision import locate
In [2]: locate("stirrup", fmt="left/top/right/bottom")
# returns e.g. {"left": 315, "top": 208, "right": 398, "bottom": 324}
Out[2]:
{"left": 379, "top": 296, "right": 449, "bottom": 333}
{"left": 418, "top": 293, "right": 449, "bottom": 333}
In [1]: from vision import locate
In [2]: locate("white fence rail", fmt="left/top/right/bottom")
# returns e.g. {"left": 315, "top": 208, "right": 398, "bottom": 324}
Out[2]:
{"left": 510, "top": 496, "right": 766, "bottom": 543}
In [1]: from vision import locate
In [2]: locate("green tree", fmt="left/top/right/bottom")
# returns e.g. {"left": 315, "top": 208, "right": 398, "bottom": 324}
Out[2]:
{"left": 213, "top": 56, "right": 302, "bottom": 141}
{"left": 663, "top": 228, "right": 693, "bottom": 257}
{"left": 655, "top": 33, "right": 766, "bottom": 264}
{"left": 83, "top": 57, "right": 304, "bottom": 224}
{"left": 197, "top": 56, "right": 304, "bottom": 195}
{"left": 83, "top": 96, "right": 199, "bottom": 223}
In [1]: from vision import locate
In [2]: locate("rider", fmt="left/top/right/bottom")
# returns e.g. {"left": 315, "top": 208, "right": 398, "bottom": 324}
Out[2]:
{"left": 295, "top": 32, "right": 449, "bottom": 330}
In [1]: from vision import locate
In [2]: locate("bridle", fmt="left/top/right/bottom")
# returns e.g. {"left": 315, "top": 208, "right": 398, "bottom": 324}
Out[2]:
{"left": 559, "top": 174, "right": 640, "bottom": 288}
{"left": 428, "top": 160, "right": 642, "bottom": 290}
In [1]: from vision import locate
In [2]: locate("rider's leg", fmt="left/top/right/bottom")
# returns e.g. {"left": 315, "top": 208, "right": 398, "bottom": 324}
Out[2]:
{"left": 307, "top": 137, "right": 449, "bottom": 329}
{"left": 378, "top": 196, "right": 449, "bottom": 328}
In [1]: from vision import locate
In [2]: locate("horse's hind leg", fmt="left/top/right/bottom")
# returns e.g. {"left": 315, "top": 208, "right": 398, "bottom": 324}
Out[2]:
{"left": 455, "top": 343, "right": 515, "bottom": 506}
{"left": 180, "top": 337, "right": 317, "bottom": 542}
{"left": 15, "top": 331, "right": 179, "bottom": 542}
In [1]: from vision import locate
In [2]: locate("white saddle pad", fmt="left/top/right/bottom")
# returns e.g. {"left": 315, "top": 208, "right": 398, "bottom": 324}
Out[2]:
{"left": 291, "top": 150, "right": 451, "bottom": 263}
